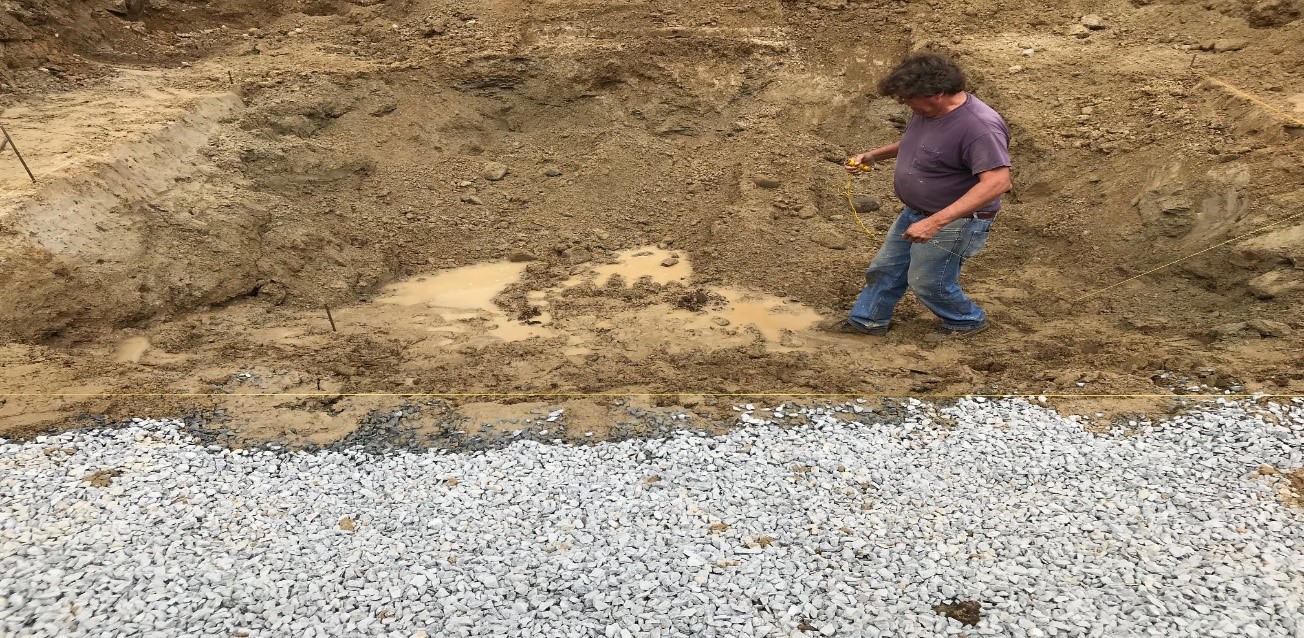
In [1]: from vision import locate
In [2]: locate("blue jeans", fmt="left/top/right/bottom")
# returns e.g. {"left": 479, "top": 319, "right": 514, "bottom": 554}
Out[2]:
{"left": 848, "top": 207, "right": 992, "bottom": 331}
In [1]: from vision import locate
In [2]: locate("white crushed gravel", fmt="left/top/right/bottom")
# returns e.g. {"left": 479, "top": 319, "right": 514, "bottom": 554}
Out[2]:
{"left": 2, "top": 397, "right": 1303, "bottom": 638}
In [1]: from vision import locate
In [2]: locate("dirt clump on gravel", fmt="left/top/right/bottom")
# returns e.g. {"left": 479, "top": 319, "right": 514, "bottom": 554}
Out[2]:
{"left": 1286, "top": 468, "right": 1304, "bottom": 508}
{"left": 1, "top": 0, "right": 1302, "bottom": 441}
{"left": 933, "top": 600, "right": 982, "bottom": 626}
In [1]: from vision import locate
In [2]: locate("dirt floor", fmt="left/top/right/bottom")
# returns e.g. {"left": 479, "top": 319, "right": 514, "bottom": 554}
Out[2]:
{"left": 1, "top": 0, "right": 1302, "bottom": 442}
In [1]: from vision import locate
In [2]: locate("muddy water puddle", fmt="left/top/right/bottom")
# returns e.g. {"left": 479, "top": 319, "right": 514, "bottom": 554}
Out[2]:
{"left": 555, "top": 247, "right": 819, "bottom": 351}
{"left": 377, "top": 262, "right": 553, "bottom": 341}
{"left": 582, "top": 247, "right": 692, "bottom": 286}
{"left": 711, "top": 289, "right": 821, "bottom": 342}
{"left": 381, "top": 262, "right": 522, "bottom": 312}
{"left": 370, "top": 248, "right": 822, "bottom": 352}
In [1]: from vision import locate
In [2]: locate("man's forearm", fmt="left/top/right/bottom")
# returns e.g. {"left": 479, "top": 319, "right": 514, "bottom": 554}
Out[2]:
{"left": 868, "top": 141, "right": 901, "bottom": 162}
{"left": 930, "top": 169, "right": 1012, "bottom": 225}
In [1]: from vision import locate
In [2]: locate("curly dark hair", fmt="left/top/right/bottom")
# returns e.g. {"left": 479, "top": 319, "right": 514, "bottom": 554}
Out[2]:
{"left": 877, "top": 53, "right": 968, "bottom": 99}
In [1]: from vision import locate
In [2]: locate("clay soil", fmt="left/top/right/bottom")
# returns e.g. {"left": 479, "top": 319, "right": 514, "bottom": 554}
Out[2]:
{"left": 1, "top": 0, "right": 1302, "bottom": 443}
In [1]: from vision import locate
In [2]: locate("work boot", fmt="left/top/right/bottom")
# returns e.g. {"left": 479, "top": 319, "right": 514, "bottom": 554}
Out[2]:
{"left": 819, "top": 318, "right": 890, "bottom": 336}
{"left": 931, "top": 320, "right": 990, "bottom": 340}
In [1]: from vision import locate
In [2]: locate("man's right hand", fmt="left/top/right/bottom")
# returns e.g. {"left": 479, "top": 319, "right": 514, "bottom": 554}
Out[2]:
{"left": 844, "top": 152, "right": 874, "bottom": 174}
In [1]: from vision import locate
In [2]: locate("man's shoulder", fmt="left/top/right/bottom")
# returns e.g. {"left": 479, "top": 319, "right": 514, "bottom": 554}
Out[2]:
{"left": 961, "top": 94, "right": 1007, "bottom": 124}
{"left": 957, "top": 94, "right": 1008, "bottom": 136}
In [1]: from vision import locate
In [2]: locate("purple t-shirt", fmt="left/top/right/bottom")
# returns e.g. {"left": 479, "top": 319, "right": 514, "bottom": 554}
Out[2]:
{"left": 893, "top": 93, "right": 1011, "bottom": 214}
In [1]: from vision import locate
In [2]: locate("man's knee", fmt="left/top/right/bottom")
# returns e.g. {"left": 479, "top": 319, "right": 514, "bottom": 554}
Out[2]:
{"left": 865, "top": 257, "right": 905, "bottom": 284}
{"left": 907, "top": 270, "right": 951, "bottom": 298}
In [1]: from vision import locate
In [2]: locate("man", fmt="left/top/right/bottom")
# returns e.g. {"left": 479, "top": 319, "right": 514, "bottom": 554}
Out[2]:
{"left": 834, "top": 52, "right": 1011, "bottom": 337}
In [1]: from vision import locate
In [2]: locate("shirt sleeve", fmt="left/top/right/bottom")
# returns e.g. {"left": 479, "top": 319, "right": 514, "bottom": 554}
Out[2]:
{"left": 962, "top": 131, "right": 1011, "bottom": 175}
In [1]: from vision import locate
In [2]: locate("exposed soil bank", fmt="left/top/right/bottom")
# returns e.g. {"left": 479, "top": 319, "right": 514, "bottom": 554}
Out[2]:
{"left": 2, "top": 0, "right": 1302, "bottom": 440}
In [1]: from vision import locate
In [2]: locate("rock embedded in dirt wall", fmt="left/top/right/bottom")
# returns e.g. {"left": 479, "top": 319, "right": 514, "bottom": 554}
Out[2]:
{"left": 811, "top": 228, "right": 848, "bottom": 250}
{"left": 482, "top": 162, "right": 509, "bottom": 181}
{"left": 1080, "top": 14, "right": 1107, "bottom": 29}
{"left": 1211, "top": 322, "right": 1250, "bottom": 340}
{"left": 1236, "top": 225, "right": 1304, "bottom": 267}
{"left": 563, "top": 247, "right": 591, "bottom": 264}
{"left": 1135, "top": 163, "right": 1233, "bottom": 238}
{"left": 1247, "top": 319, "right": 1293, "bottom": 337}
{"left": 1211, "top": 319, "right": 1293, "bottom": 339}
{"left": 1215, "top": 39, "right": 1249, "bottom": 53}
{"left": 1200, "top": 39, "right": 1250, "bottom": 53}
{"left": 853, "top": 196, "right": 881, "bottom": 214}
{"left": 1248, "top": 269, "right": 1304, "bottom": 299}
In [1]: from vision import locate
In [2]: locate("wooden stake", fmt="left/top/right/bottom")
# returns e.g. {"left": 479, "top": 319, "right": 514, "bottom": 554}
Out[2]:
{"left": 325, "top": 305, "right": 337, "bottom": 332}
{"left": 0, "top": 125, "right": 36, "bottom": 183}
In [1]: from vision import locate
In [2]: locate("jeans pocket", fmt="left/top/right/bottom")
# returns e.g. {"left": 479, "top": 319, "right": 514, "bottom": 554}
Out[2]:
{"left": 960, "top": 223, "right": 991, "bottom": 259}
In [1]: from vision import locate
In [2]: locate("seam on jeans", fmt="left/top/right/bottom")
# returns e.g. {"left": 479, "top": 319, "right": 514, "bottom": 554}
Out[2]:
{"left": 959, "top": 221, "right": 988, "bottom": 259}
{"left": 940, "top": 220, "right": 969, "bottom": 266}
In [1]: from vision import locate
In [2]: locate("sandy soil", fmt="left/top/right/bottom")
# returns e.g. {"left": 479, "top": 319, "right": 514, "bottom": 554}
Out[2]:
{"left": 1, "top": 0, "right": 1302, "bottom": 442}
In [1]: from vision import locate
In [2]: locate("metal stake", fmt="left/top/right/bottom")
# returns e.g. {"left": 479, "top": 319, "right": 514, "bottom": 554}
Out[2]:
{"left": 0, "top": 125, "right": 35, "bottom": 183}
{"left": 325, "top": 305, "right": 337, "bottom": 332}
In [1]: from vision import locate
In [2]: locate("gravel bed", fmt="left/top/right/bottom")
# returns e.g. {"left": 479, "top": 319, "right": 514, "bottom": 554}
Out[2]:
{"left": 2, "top": 398, "right": 1303, "bottom": 638}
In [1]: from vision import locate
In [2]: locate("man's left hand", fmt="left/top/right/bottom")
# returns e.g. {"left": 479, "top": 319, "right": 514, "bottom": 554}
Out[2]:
{"left": 902, "top": 218, "right": 944, "bottom": 243}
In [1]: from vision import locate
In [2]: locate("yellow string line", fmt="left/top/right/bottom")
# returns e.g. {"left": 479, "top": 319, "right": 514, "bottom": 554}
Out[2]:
{"left": 1070, "top": 79, "right": 1303, "bottom": 302}
{"left": 2, "top": 392, "right": 1299, "bottom": 399}
{"left": 1071, "top": 209, "right": 1304, "bottom": 303}
{"left": 1203, "top": 76, "right": 1304, "bottom": 129}
{"left": 843, "top": 172, "right": 878, "bottom": 239}
{"left": 843, "top": 167, "right": 969, "bottom": 259}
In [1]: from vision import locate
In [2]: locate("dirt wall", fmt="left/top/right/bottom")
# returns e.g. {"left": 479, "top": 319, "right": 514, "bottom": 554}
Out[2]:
{"left": 1, "top": 0, "right": 1301, "bottom": 437}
